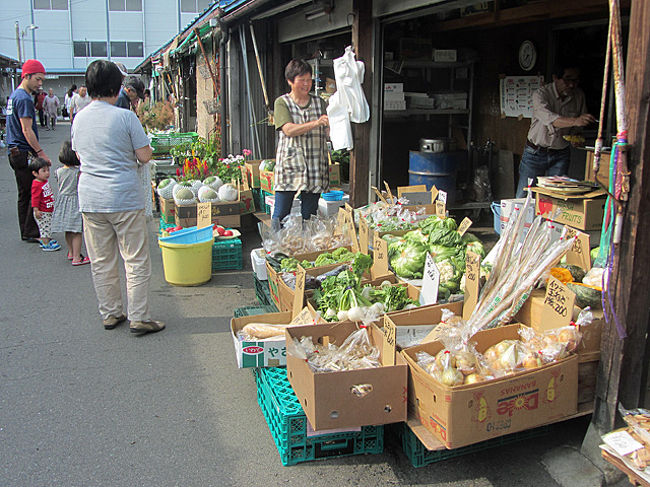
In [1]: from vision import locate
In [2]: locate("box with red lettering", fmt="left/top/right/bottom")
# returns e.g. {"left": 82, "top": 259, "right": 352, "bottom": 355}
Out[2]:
{"left": 401, "top": 324, "right": 578, "bottom": 449}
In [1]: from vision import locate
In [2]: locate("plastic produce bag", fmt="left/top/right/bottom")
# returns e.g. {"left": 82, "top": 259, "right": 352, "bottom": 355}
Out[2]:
{"left": 333, "top": 46, "right": 369, "bottom": 124}
{"left": 327, "top": 91, "right": 353, "bottom": 150}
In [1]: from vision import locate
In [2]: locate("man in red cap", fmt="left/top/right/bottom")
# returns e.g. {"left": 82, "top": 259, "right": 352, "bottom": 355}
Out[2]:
{"left": 6, "top": 59, "right": 51, "bottom": 242}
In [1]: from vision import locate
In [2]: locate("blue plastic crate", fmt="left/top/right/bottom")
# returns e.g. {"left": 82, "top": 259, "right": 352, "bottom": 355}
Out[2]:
{"left": 212, "top": 238, "right": 243, "bottom": 272}
{"left": 400, "top": 421, "right": 549, "bottom": 468}
{"left": 254, "top": 367, "right": 384, "bottom": 466}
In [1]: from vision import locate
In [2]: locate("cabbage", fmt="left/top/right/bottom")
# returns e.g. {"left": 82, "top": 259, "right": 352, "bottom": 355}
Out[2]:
{"left": 157, "top": 178, "right": 176, "bottom": 199}
{"left": 391, "top": 240, "right": 427, "bottom": 278}
{"left": 198, "top": 185, "right": 220, "bottom": 203}
{"left": 218, "top": 183, "right": 239, "bottom": 201}
{"left": 428, "top": 226, "right": 463, "bottom": 247}
{"left": 419, "top": 215, "right": 457, "bottom": 235}
{"left": 404, "top": 229, "right": 428, "bottom": 247}
{"left": 203, "top": 175, "right": 223, "bottom": 191}
{"left": 429, "top": 244, "right": 460, "bottom": 262}
{"left": 387, "top": 239, "right": 406, "bottom": 259}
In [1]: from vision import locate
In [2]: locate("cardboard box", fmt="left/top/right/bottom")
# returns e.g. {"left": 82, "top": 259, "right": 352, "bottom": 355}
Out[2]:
{"left": 585, "top": 150, "right": 610, "bottom": 187}
{"left": 260, "top": 169, "right": 274, "bottom": 193}
{"left": 402, "top": 324, "right": 579, "bottom": 449}
{"left": 286, "top": 322, "right": 408, "bottom": 430}
{"left": 175, "top": 204, "right": 241, "bottom": 228}
{"left": 245, "top": 160, "right": 263, "bottom": 188}
{"left": 266, "top": 261, "right": 281, "bottom": 308}
{"left": 239, "top": 188, "right": 256, "bottom": 215}
{"left": 532, "top": 187, "right": 607, "bottom": 231}
{"left": 318, "top": 195, "right": 349, "bottom": 218}
{"left": 329, "top": 163, "right": 341, "bottom": 187}
{"left": 514, "top": 289, "right": 603, "bottom": 356}
{"left": 159, "top": 196, "right": 176, "bottom": 224}
{"left": 384, "top": 83, "right": 404, "bottom": 93}
{"left": 385, "top": 301, "right": 464, "bottom": 350}
{"left": 433, "top": 49, "right": 457, "bottom": 63}
{"left": 500, "top": 198, "right": 535, "bottom": 235}
{"left": 384, "top": 91, "right": 405, "bottom": 102}
{"left": 276, "top": 263, "right": 346, "bottom": 312}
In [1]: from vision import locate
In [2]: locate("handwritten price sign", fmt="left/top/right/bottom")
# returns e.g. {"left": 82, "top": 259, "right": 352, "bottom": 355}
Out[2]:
{"left": 541, "top": 276, "right": 575, "bottom": 327}
{"left": 197, "top": 202, "right": 212, "bottom": 229}
{"left": 382, "top": 315, "right": 396, "bottom": 366}
{"left": 463, "top": 251, "right": 481, "bottom": 320}
{"left": 420, "top": 253, "right": 440, "bottom": 305}
{"left": 565, "top": 227, "right": 591, "bottom": 271}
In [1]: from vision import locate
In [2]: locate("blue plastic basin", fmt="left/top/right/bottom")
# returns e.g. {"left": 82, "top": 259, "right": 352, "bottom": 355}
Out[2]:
{"left": 159, "top": 225, "right": 214, "bottom": 244}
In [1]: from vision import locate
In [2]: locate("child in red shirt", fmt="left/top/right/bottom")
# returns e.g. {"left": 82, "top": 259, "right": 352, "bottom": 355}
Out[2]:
{"left": 30, "top": 157, "right": 61, "bottom": 252}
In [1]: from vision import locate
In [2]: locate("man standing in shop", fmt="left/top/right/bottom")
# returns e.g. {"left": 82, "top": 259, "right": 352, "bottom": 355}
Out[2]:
{"left": 516, "top": 65, "right": 597, "bottom": 197}
{"left": 6, "top": 59, "right": 51, "bottom": 242}
{"left": 70, "top": 86, "right": 92, "bottom": 121}
{"left": 115, "top": 77, "right": 145, "bottom": 111}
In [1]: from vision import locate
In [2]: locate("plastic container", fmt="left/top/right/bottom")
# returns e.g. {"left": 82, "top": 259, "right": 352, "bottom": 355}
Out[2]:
{"left": 234, "top": 304, "right": 279, "bottom": 318}
{"left": 212, "top": 238, "right": 243, "bottom": 272}
{"left": 159, "top": 225, "right": 213, "bottom": 245}
{"left": 491, "top": 201, "right": 501, "bottom": 235}
{"left": 254, "top": 367, "right": 383, "bottom": 466}
{"left": 159, "top": 239, "right": 213, "bottom": 286}
{"left": 251, "top": 248, "right": 268, "bottom": 280}
{"left": 321, "top": 190, "right": 344, "bottom": 201}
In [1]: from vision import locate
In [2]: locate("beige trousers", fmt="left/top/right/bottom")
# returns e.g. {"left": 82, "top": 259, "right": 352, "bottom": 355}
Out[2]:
{"left": 82, "top": 210, "right": 151, "bottom": 322}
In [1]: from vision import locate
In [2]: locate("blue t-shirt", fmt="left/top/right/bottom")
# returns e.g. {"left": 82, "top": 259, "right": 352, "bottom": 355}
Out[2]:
{"left": 72, "top": 100, "right": 151, "bottom": 213}
{"left": 6, "top": 88, "right": 38, "bottom": 152}
{"left": 115, "top": 88, "right": 131, "bottom": 110}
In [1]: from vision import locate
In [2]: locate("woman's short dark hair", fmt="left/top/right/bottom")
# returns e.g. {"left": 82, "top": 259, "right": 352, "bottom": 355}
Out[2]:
{"left": 284, "top": 59, "right": 312, "bottom": 83}
{"left": 85, "top": 60, "right": 123, "bottom": 98}
{"left": 59, "top": 140, "right": 80, "bottom": 167}
{"left": 29, "top": 157, "right": 50, "bottom": 173}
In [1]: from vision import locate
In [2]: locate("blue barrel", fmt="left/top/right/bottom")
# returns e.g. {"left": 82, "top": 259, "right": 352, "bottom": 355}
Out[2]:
{"left": 408, "top": 151, "right": 463, "bottom": 203}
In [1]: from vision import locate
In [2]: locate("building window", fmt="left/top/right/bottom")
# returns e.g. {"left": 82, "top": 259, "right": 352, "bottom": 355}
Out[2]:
{"left": 181, "top": 0, "right": 211, "bottom": 13}
{"left": 111, "top": 41, "right": 143, "bottom": 58}
{"left": 109, "top": 0, "right": 142, "bottom": 11}
{"left": 34, "top": 0, "right": 68, "bottom": 9}
{"left": 73, "top": 41, "right": 108, "bottom": 58}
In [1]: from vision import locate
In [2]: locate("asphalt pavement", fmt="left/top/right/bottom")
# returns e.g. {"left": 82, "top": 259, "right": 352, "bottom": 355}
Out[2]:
{"left": 0, "top": 121, "right": 623, "bottom": 486}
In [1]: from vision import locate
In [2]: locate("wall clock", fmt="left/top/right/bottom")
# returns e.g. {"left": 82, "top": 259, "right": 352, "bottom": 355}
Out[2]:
{"left": 519, "top": 40, "right": 537, "bottom": 72}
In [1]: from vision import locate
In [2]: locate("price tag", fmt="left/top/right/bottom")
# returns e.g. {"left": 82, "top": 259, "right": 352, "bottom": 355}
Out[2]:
{"left": 344, "top": 202, "right": 354, "bottom": 214}
{"left": 372, "top": 186, "right": 388, "bottom": 205}
{"left": 463, "top": 251, "right": 481, "bottom": 320}
{"left": 335, "top": 207, "right": 347, "bottom": 234}
{"left": 383, "top": 181, "right": 395, "bottom": 204}
{"left": 345, "top": 211, "right": 360, "bottom": 253}
{"left": 429, "top": 185, "right": 439, "bottom": 203}
{"left": 358, "top": 218, "right": 370, "bottom": 255}
{"left": 541, "top": 276, "right": 576, "bottom": 328}
{"left": 292, "top": 265, "right": 307, "bottom": 319}
{"left": 565, "top": 227, "right": 591, "bottom": 271}
{"left": 458, "top": 217, "right": 473, "bottom": 236}
{"left": 371, "top": 234, "right": 390, "bottom": 278}
{"left": 437, "top": 190, "right": 448, "bottom": 204}
{"left": 291, "top": 306, "right": 314, "bottom": 325}
{"left": 196, "top": 202, "right": 212, "bottom": 229}
{"left": 382, "top": 315, "right": 396, "bottom": 366}
{"left": 419, "top": 253, "right": 440, "bottom": 305}
{"left": 435, "top": 200, "right": 446, "bottom": 218}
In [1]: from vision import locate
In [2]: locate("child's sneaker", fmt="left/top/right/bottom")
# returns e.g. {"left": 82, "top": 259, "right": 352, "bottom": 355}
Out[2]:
{"left": 41, "top": 241, "right": 61, "bottom": 252}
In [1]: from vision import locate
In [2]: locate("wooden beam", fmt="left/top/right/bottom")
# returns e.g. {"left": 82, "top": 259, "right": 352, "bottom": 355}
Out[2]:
{"left": 592, "top": 0, "right": 650, "bottom": 432}
{"left": 350, "top": 0, "right": 372, "bottom": 207}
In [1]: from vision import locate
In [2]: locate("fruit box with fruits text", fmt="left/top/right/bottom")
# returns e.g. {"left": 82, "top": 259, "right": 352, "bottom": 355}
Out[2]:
{"left": 401, "top": 324, "right": 578, "bottom": 449}
{"left": 532, "top": 187, "right": 606, "bottom": 231}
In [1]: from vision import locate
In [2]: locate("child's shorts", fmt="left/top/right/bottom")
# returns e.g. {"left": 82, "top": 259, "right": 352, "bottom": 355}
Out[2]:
{"left": 34, "top": 210, "right": 53, "bottom": 239}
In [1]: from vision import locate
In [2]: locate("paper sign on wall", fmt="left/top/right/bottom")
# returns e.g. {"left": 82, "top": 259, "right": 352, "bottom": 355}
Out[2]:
{"left": 541, "top": 276, "right": 576, "bottom": 328}
{"left": 372, "top": 234, "right": 389, "bottom": 278}
{"left": 419, "top": 253, "right": 440, "bottom": 305}
{"left": 463, "top": 251, "right": 481, "bottom": 320}
{"left": 196, "top": 202, "right": 212, "bottom": 229}
{"left": 565, "top": 227, "right": 591, "bottom": 271}
{"left": 458, "top": 217, "right": 473, "bottom": 236}
{"left": 358, "top": 218, "right": 370, "bottom": 254}
{"left": 382, "top": 315, "right": 396, "bottom": 366}
{"left": 292, "top": 265, "right": 307, "bottom": 318}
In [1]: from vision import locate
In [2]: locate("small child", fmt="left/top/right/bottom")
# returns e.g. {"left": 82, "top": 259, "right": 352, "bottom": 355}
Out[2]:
{"left": 51, "top": 140, "right": 90, "bottom": 265}
{"left": 29, "top": 157, "right": 61, "bottom": 252}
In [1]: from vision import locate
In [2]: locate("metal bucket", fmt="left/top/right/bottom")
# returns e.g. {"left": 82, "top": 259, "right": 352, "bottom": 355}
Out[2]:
{"left": 419, "top": 138, "right": 457, "bottom": 153}
{"left": 408, "top": 150, "right": 463, "bottom": 203}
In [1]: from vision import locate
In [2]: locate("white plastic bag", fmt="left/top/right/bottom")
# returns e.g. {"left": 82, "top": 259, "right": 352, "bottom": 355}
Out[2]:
{"left": 332, "top": 46, "right": 370, "bottom": 124}
{"left": 327, "top": 91, "right": 353, "bottom": 150}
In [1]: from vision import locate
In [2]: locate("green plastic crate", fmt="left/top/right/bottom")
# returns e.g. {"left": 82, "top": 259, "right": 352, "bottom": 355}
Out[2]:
{"left": 150, "top": 132, "right": 199, "bottom": 154}
{"left": 233, "top": 305, "right": 279, "bottom": 318}
{"left": 252, "top": 188, "right": 264, "bottom": 213}
{"left": 158, "top": 218, "right": 176, "bottom": 236}
{"left": 400, "top": 421, "right": 549, "bottom": 468}
{"left": 254, "top": 274, "right": 274, "bottom": 307}
{"left": 261, "top": 190, "right": 273, "bottom": 215}
{"left": 212, "top": 238, "right": 243, "bottom": 272}
{"left": 254, "top": 367, "right": 384, "bottom": 466}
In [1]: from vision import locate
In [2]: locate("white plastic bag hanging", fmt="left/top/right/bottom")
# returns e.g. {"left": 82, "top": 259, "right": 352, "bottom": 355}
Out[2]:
{"left": 327, "top": 91, "right": 353, "bottom": 150}
{"left": 332, "top": 46, "right": 370, "bottom": 123}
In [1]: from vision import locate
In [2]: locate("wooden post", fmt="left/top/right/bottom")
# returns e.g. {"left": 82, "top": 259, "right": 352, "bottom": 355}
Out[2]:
{"left": 591, "top": 0, "right": 650, "bottom": 433}
{"left": 350, "top": 0, "right": 372, "bottom": 208}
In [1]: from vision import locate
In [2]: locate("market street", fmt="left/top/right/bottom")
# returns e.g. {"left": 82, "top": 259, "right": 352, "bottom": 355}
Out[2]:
{"left": 0, "top": 123, "right": 625, "bottom": 487}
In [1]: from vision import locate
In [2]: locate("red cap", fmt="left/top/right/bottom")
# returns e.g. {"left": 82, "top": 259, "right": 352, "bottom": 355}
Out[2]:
{"left": 21, "top": 59, "right": 46, "bottom": 78}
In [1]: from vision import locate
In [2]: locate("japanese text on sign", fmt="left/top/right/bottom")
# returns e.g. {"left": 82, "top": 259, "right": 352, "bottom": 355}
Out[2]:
{"left": 458, "top": 217, "right": 473, "bottom": 236}
{"left": 541, "top": 276, "right": 575, "bottom": 328}
{"left": 420, "top": 253, "right": 440, "bottom": 305}
{"left": 463, "top": 251, "right": 481, "bottom": 320}
{"left": 382, "top": 316, "right": 396, "bottom": 366}
{"left": 197, "top": 202, "right": 212, "bottom": 228}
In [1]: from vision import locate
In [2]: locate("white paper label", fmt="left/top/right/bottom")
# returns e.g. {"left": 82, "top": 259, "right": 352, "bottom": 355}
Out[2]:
{"left": 438, "top": 190, "right": 448, "bottom": 204}
{"left": 602, "top": 431, "right": 644, "bottom": 457}
{"left": 419, "top": 253, "right": 440, "bottom": 305}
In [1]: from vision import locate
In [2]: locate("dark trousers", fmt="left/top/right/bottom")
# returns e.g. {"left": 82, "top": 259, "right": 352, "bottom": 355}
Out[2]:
{"left": 271, "top": 191, "right": 320, "bottom": 229}
{"left": 8, "top": 148, "right": 39, "bottom": 240}
{"left": 38, "top": 109, "right": 46, "bottom": 127}
{"left": 516, "top": 145, "right": 570, "bottom": 198}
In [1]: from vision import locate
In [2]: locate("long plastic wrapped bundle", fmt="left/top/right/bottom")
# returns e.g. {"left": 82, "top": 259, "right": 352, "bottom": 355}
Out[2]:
{"left": 288, "top": 327, "right": 381, "bottom": 373}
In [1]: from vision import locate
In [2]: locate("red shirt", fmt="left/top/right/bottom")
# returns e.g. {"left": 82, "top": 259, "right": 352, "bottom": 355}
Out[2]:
{"left": 35, "top": 92, "right": 46, "bottom": 110}
{"left": 31, "top": 179, "right": 54, "bottom": 212}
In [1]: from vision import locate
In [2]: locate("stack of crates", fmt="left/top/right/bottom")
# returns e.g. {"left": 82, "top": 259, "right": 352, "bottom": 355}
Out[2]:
{"left": 254, "top": 274, "right": 274, "bottom": 307}
{"left": 261, "top": 190, "right": 273, "bottom": 215}
{"left": 212, "top": 238, "right": 243, "bottom": 272}
{"left": 254, "top": 367, "right": 384, "bottom": 466}
{"left": 233, "top": 305, "right": 279, "bottom": 318}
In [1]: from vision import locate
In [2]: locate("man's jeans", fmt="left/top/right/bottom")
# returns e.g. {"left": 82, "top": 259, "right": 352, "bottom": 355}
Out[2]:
{"left": 516, "top": 145, "right": 570, "bottom": 197}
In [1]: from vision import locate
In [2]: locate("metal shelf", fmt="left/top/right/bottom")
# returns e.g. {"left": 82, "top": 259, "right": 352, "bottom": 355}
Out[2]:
{"left": 384, "top": 108, "right": 470, "bottom": 117}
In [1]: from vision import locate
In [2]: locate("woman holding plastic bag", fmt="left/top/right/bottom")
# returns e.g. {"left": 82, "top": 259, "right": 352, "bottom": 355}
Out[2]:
{"left": 272, "top": 59, "right": 329, "bottom": 230}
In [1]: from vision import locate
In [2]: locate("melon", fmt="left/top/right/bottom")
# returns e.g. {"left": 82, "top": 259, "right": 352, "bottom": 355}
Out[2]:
{"left": 198, "top": 185, "right": 220, "bottom": 203}
{"left": 157, "top": 178, "right": 176, "bottom": 199}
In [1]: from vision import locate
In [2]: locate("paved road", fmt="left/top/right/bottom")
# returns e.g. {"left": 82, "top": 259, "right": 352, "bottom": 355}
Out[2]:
{"left": 0, "top": 122, "right": 615, "bottom": 486}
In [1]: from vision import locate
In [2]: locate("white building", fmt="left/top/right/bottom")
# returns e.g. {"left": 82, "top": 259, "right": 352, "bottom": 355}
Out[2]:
{"left": 0, "top": 0, "right": 212, "bottom": 97}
